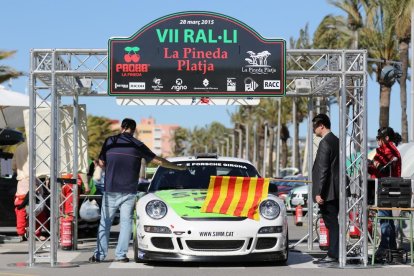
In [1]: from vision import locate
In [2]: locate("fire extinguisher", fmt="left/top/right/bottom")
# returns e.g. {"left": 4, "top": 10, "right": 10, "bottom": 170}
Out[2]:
{"left": 319, "top": 218, "right": 330, "bottom": 250}
{"left": 349, "top": 211, "right": 373, "bottom": 238}
{"left": 295, "top": 205, "right": 303, "bottom": 226}
{"left": 60, "top": 216, "right": 73, "bottom": 250}
{"left": 349, "top": 211, "right": 360, "bottom": 239}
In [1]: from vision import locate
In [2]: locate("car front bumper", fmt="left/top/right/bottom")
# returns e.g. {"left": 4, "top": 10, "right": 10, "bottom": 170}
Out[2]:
{"left": 137, "top": 248, "right": 287, "bottom": 262}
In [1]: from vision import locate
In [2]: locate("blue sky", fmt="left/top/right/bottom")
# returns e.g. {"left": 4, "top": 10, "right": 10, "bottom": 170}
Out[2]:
{"left": 0, "top": 0, "right": 409, "bottom": 139}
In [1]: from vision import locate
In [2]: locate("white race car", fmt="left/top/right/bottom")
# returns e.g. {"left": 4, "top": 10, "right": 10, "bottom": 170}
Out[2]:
{"left": 133, "top": 154, "right": 288, "bottom": 263}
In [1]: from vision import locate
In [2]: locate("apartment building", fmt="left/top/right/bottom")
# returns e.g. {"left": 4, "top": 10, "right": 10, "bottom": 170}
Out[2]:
{"left": 136, "top": 117, "right": 179, "bottom": 157}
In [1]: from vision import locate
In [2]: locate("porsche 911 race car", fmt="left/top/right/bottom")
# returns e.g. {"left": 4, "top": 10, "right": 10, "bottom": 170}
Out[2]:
{"left": 133, "top": 154, "right": 288, "bottom": 263}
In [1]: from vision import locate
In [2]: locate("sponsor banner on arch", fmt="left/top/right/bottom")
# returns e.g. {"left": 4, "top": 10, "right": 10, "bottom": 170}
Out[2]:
{"left": 108, "top": 11, "right": 286, "bottom": 97}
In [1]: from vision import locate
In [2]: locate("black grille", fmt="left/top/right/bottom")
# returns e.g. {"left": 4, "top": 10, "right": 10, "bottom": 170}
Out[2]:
{"left": 186, "top": 240, "right": 244, "bottom": 251}
{"left": 151, "top": 237, "right": 174, "bottom": 250}
{"left": 255, "top": 238, "right": 277, "bottom": 250}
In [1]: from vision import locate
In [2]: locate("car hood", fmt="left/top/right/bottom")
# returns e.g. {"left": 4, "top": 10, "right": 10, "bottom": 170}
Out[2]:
{"left": 155, "top": 189, "right": 238, "bottom": 219}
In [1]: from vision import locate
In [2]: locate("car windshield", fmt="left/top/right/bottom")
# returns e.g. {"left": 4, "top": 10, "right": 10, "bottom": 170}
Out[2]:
{"left": 149, "top": 161, "right": 260, "bottom": 192}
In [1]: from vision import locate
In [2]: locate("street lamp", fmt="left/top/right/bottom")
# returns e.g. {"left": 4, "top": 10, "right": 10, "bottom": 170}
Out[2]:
{"left": 220, "top": 140, "right": 225, "bottom": 156}
{"left": 275, "top": 99, "right": 281, "bottom": 177}
{"left": 262, "top": 121, "right": 268, "bottom": 177}
{"left": 239, "top": 123, "right": 249, "bottom": 160}
{"left": 253, "top": 122, "right": 257, "bottom": 167}
{"left": 228, "top": 133, "right": 235, "bottom": 157}
{"left": 224, "top": 137, "right": 230, "bottom": 156}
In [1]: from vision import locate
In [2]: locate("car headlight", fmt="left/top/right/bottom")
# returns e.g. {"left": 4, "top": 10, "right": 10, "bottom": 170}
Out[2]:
{"left": 259, "top": 199, "right": 280, "bottom": 220}
{"left": 146, "top": 200, "right": 168, "bottom": 220}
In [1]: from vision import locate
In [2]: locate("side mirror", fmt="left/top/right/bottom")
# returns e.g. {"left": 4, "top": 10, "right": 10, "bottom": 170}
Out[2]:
{"left": 137, "top": 181, "right": 150, "bottom": 192}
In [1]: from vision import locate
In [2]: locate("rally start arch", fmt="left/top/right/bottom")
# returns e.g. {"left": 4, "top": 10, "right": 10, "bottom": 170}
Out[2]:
{"left": 27, "top": 12, "right": 368, "bottom": 268}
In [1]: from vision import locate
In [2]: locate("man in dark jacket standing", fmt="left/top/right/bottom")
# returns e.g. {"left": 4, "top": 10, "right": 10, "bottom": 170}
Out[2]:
{"left": 89, "top": 118, "right": 187, "bottom": 263}
{"left": 311, "top": 114, "right": 339, "bottom": 264}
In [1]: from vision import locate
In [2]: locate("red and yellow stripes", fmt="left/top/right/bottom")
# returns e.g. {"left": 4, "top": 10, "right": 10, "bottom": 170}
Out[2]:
{"left": 201, "top": 176, "right": 270, "bottom": 220}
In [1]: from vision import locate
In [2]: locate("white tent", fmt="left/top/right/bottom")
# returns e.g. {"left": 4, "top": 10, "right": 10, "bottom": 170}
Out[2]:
{"left": 398, "top": 142, "right": 414, "bottom": 179}
{"left": 0, "top": 85, "right": 30, "bottom": 128}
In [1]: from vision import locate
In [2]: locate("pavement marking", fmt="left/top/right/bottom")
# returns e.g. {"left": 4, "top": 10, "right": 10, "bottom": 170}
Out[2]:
{"left": 288, "top": 261, "right": 319, "bottom": 269}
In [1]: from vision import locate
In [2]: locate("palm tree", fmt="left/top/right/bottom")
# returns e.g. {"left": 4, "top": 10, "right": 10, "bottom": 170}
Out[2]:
{"left": 189, "top": 126, "right": 209, "bottom": 154}
{"left": 87, "top": 116, "right": 117, "bottom": 159}
{"left": 391, "top": 0, "right": 413, "bottom": 142}
{"left": 289, "top": 24, "right": 314, "bottom": 170}
{"left": 318, "top": 1, "right": 401, "bottom": 129}
{"left": 0, "top": 50, "right": 23, "bottom": 83}
{"left": 313, "top": 15, "right": 352, "bottom": 49}
{"left": 328, "top": 0, "right": 375, "bottom": 49}
{"left": 172, "top": 127, "right": 189, "bottom": 156}
{"left": 359, "top": 2, "right": 399, "bottom": 127}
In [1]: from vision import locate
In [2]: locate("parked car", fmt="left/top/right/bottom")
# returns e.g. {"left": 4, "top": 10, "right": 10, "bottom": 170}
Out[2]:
{"left": 133, "top": 154, "right": 288, "bottom": 264}
{"left": 285, "top": 184, "right": 308, "bottom": 213}
{"left": 269, "top": 175, "right": 307, "bottom": 202}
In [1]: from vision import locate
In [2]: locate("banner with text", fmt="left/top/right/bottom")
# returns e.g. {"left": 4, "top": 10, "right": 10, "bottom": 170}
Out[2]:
{"left": 108, "top": 11, "right": 286, "bottom": 97}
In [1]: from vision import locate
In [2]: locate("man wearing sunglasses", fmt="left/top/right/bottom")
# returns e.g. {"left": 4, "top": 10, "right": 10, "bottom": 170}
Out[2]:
{"left": 311, "top": 114, "right": 340, "bottom": 264}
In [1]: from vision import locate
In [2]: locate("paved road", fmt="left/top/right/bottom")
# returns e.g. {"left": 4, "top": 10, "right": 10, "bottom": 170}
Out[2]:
{"left": 0, "top": 214, "right": 412, "bottom": 276}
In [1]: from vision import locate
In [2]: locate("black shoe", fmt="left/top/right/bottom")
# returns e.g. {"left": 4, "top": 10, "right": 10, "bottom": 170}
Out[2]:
{"left": 313, "top": 255, "right": 338, "bottom": 264}
{"left": 115, "top": 257, "right": 129, "bottom": 263}
{"left": 89, "top": 256, "right": 101, "bottom": 263}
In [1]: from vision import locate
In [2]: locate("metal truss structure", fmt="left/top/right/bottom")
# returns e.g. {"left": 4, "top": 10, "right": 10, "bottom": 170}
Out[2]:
{"left": 28, "top": 49, "right": 367, "bottom": 267}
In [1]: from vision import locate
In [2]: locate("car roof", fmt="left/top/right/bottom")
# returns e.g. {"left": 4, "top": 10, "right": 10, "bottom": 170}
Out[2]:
{"left": 167, "top": 155, "right": 253, "bottom": 165}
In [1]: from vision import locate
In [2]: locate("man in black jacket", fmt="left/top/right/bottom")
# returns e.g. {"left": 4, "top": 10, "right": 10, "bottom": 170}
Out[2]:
{"left": 311, "top": 114, "right": 340, "bottom": 264}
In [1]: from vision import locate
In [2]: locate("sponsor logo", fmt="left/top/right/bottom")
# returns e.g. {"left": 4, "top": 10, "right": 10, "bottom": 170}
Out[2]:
{"left": 203, "top": 79, "right": 209, "bottom": 87}
{"left": 171, "top": 78, "right": 188, "bottom": 91}
{"left": 129, "top": 82, "right": 146, "bottom": 90}
{"left": 227, "top": 78, "right": 236, "bottom": 91}
{"left": 244, "top": 77, "right": 258, "bottom": 91}
{"left": 242, "top": 50, "right": 276, "bottom": 75}
{"left": 123, "top": 46, "right": 141, "bottom": 63}
{"left": 114, "top": 83, "right": 128, "bottom": 89}
{"left": 199, "top": 231, "right": 234, "bottom": 237}
{"left": 263, "top": 80, "right": 280, "bottom": 89}
{"left": 114, "top": 45, "right": 151, "bottom": 77}
{"left": 194, "top": 78, "right": 218, "bottom": 91}
{"left": 151, "top": 77, "right": 164, "bottom": 91}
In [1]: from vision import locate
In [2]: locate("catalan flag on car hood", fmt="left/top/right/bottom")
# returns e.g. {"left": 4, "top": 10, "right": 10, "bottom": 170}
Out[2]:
{"left": 201, "top": 176, "right": 270, "bottom": 220}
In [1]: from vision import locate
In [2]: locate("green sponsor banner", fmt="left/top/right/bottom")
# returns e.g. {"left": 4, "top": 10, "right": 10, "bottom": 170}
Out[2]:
{"left": 155, "top": 189, "right": 235, "bottom": 218}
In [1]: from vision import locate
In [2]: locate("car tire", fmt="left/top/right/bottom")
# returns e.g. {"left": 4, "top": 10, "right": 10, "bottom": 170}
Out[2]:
{"left": 133, "top": 234, "right": 142, "bottom": 263}
{"left": 276, "top": 231, "right": 289, "bottom": 265}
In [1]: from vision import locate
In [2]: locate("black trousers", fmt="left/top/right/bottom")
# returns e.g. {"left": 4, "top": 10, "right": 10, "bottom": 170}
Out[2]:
{"left": 320, "top": 199, "right": 339, "bottom": 259}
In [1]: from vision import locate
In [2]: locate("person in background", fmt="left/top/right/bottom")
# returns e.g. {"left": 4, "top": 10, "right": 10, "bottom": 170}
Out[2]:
{"left": 87, "top": 159, "right": 104, "bottom": 195}
{"left": 311, "top": 114, "right": 340, "bottom": 264}
{"left": 12, "top": 141, "right": 46, "bottom": 241}
{"left": 89, "top": 118, "right": 187, "bottom": 263}
{"left": 368, "top": 127, "right": 402, "bottom": 258}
